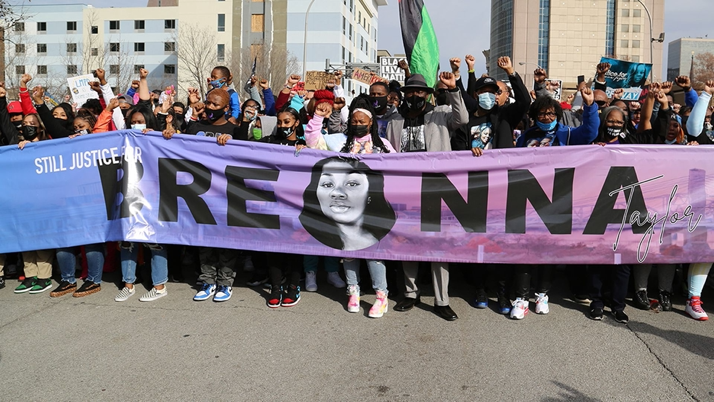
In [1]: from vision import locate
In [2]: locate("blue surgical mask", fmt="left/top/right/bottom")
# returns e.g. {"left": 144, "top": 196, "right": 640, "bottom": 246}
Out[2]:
{"left": 478, "top": 93, "right": 496, "bottom": 110}
{"left": 132, "top": 124, "right": 147, "bottom": 130}
{"left": 210, "top": 78, "right": 226, "bottom": 89}
{"left": 536, "top": 120, "right": 557, "bottom": 132}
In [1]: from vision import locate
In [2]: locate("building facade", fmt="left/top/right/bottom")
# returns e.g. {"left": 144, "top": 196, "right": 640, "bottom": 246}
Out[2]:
{"left": 667, "top": 38, "right": 714, "bottom": 81}
{"left": 489, "top": 0, "right": 664, "bottom": 89}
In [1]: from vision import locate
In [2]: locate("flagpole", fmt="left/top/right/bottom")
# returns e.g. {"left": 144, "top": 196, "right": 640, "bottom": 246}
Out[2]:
{"left": 303, "top": 0, "right": 317, "bottom": 78}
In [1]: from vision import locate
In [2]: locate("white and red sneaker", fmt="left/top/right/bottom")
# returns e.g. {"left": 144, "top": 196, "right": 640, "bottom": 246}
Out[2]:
{"left": 685, "top": 297, "right": 708, "bottom": 321}
{"left": 535, "top": 293, "right": 549, "bottom": 315}
{"left": 347, "top": 285, "right": 360, "bottom": 313}
{"left": 510, "top": 298, "right": 529, "bottom": 320}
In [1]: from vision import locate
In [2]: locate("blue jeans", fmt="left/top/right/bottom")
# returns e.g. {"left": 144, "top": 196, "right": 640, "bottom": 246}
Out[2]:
{"left": 56, "top": 244, "right": 105, "bottom": 284}
{"left": 304, "top": 255, "right": 340, "bottom": 273}
{"left": 120, "top": 243, "right": 168, "bottom": 286}
{"left": 343, "top": 259, "right": 388, "bottom": 293}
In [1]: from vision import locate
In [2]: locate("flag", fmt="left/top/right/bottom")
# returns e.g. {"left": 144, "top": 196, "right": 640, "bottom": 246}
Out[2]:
{"left": 399, "top": 0, "right": 440, "bottom": 87}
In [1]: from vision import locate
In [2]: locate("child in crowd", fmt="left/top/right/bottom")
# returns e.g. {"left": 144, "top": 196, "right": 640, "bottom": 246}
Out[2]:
{"left": 207, "top": 66, "right": 241, "bottom": 124}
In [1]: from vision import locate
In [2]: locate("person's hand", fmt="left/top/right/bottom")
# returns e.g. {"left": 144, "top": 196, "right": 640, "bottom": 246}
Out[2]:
{"left": 295, "top": 144, "right": 307, "bottom": 153}
{"left": 287, "top": 74, "right": 301, "bottom": 87}
{"left": 581, "top": 86, "right": 594, "bottom": 106}
{"left": 471, "top": 147, "right": 483, "bottom": 157}
{"left": 438, "top": 72, "right": 456, "bottom": 90}
{"left": 334, "top": 70, "right": 343, "bottom": 81}
{"left": 613, "top": 88, "right": 624, "bottom": 100}
{"left": 497, "top": 56, "right": 514, "bottom": 75}
{"left": 106, "top": 97, "right": 120, "bottom": 111}
{"left": 688, "top": 141, "right": 700, "bottom": 146}
{"left": 675, "top": 75, "right": 691, "bottom": 91}
{"left": 0, "top": 82, "right": 6, "bottom": 98}
{"left": 89, "top": 81, "right": 102, "bottom": 94}
{"left": 18, "top": 140, "right": 32, "bottom": 149}
{"left": 326, "top": 79, "right": 336, "bottom": 89}
{"left": 333, "top": 97, "right": 346, "bottom": 111}
{"left": 656, "top": 90, "right": 669, "bottom": 108}
{"left": 192, "top": 102, "right": 205, "bottom": 119}
{"left": 296, "top": 89, "right": 307, "bottom": 98}
{"left": 31, "top": 86, "right": 44, "bottom": 104}
{"left": 68, "top": 134, "right": 80, "bottom": 139}
{"left": 217, "top": 134, "right": 231, "bottom": 146}
{"left": 259, "top": 79, "right": 269, "bottom": 90}
{"left": 596, "top": 62, "right": 610, "bottom": 80}
{"left": 139, "top": 68, "right": 149, "bottom": 79}
{"left": 594, "top": 142, "right": 608, "bottom": 147}
{"left": 162, "top": 125, "right": 176, "bottom": 140}
{"left": 529, "top": 90, "right": 537, "bottom": 100}
{"left": 397, "top": 59, "right": 409, "bottom": 72}
{"left": 533, "top": 68, "right": 547, "bottom": 84}
{"left": 661, "top": 81, "right": 673, "bottom": 94}
{"left": 131, "top": 80, "right": 140, "bottom": 89}
{"left": 188, "top": 88, "right": 200, "bottom": 105}
{"left": 566, "top": 93, "right": 575, "bottom": 104}
{"left": 465, "top": 54, "right": 476, "bottom": 71}
{"left": 250, "top": 75, "right": 258, "bottom": 87}
{"left": 704, "top": 80, "right": 714, "bottom": 96}
{"left": 450, "top": 58, "right": 461, "bottom": 73}
{"left": 314, "top": 102, "right": 333, "bottom": 117}
{"left": 20, "top": 74, "right": 32, "bottom": 89}
{"left": 95, "top": 68, "right": 107, "bottom": 85}
{"left": 160, "top": 93, "right": 174, "bottom": 113}
{"left": 672, "top": 103, "right": 681, "bottom": 113}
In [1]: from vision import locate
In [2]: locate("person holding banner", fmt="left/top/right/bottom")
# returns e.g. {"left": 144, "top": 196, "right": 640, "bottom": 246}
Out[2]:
{"left": 385, "top": 70, "right": 468, "bottom": 321}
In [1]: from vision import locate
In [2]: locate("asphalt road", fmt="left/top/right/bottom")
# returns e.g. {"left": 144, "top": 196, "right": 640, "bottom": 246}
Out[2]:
{"left": 0, "top": 267, "right": 712, "bottom": 401}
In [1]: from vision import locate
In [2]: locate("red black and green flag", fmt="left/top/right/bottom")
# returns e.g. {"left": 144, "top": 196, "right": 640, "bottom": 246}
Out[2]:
{"left": 399, "top": 0, "right": 440, "bottom": 87}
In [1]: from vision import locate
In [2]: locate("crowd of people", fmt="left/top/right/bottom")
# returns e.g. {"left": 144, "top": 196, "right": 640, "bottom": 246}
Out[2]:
{"left": 0, "top": 54, "right": 713, "bottom": 324}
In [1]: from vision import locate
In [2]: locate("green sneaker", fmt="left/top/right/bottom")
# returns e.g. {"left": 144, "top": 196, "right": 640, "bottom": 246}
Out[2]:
{"left": 29, "top": 278, "right": 53, "bottom": 294}
{"left": 14, "top": 277, "right": 37, "bottom": 293}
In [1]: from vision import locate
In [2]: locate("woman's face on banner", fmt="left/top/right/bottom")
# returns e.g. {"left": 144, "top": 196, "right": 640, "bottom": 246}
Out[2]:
{"left": 316, "top": 161, "right": 370, "bottom": 225}
{"left": 633, "top": 65, "right": 646, "bottom": 83}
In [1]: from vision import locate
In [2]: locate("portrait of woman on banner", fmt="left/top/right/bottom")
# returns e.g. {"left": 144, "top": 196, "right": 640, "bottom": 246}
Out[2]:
{"left": 299, "top": 156, "right": 396, "bottom": 250}
{"left": 626, "top": 63, "right": 649, "bottom": 88}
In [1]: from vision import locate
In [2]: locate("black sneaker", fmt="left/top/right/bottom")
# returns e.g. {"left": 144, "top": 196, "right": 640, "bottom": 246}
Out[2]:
{"left": 29, "top": 278, "right": 53, "bottom": 294}
{"left": 473, "top": 289, "right": 488, "bottom": 309}
{"left": 14, "top": 277, "right": 37, "bottom": 293}
{"left": 0, "top": 276, "right": 5, "bottom": 289}
{"left": 590, "top": 307, "right": 604, "bottom": 320}
{"left": 246, "top": 273, "right": 268, "bottom": 287}
{"left": 281, "top": 285, "right": 301, "bottom": 307}
{"left": 50, "top": 281, "right": 77, "bottom": 298}
{"left": 634, "top": 289, "right": 649, "bottom": 310}
{"left": 267, "top": 285, "right": 282, "bottom": 308}
{"left": 73, "top": 280, "right": 101, "bottom": 298}
{"left": 659, "top": 290, "right": 672, "bottom": 311}
{"left": 612, "top": 309, "right": 629, "bottom": 323}
{"left": 496, "top": 289, "right": 511, "bottom": 315}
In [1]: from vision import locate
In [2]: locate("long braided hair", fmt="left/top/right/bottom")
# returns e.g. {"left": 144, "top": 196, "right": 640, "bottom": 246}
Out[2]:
{"left": 340, "top": 94, "right": 390, "bottom": 154}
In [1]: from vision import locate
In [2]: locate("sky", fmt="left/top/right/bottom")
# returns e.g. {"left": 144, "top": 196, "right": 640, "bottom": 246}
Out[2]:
{"left": 19, "top": 0, "right": 710, "bottom": 78}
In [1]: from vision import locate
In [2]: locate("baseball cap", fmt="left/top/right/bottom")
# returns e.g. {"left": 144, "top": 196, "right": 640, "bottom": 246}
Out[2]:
{"left": 7, "top": 101, "right": 22, "bottom": 114}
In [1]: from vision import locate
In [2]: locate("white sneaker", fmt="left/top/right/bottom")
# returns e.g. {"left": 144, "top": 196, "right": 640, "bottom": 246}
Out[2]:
{"left": 139, "top": 287, "right": 167, "bottom": 302}
{"left": 535, "top": 293, "right": 549, "bottom": 315}
{"left": 510, "top": 298, "right": 529, "bottom": 320}
{"left": 327, "top": 271, "right": 346, "bottom": 288}
{"left": 347, "top": 285, "right": 360, "bottom": 313}
{"left": 115, "top": 286, "right": 136, "bottom": 302}
{"left": 685, "top": 297, "right": 709, "bottom": 321}
{"left": 305, "top": 271, "right": 318, "bottom": 292}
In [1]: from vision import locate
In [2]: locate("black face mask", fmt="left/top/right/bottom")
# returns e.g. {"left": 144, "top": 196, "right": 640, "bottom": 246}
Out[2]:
{"left": 121, "top": 108, "right": 130, "bottom": 118}
{"left": 13, "top": 121, "right": 22, "bottom": 130}
{"left": 22, "top": 126, "right": 39, "bottom": 141}
{"left": 204, "top": 107, "right": 224, "bottom": 123}
{"left": 277, "top": 126, "right": 295, "bottom": 139}
{"left": 349, "top": 125, "right": 370, "bottom": 138}
{"left": 405, "top": 95, "right": 426, "bottom": 112}
{"left": 370, "top": 96, "right": 388, "bottom": 112}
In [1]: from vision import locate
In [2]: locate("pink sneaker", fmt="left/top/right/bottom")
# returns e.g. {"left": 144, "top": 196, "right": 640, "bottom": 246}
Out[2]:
{"left": 347, "top": 285, "right": 360, "bottom": 313}
{"left": 686, "top": 297, "right": 708, "bottom": 321}
{"left": 369, "top": 291, "right": 388, "bottom": 318}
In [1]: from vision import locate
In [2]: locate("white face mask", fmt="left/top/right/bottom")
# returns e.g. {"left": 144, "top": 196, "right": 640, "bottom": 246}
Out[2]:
{"left": 132, "top": 124, "right": 147, "bottom": 130}
{"left": 705, "top": 122, "right": 713, "bottom": 131}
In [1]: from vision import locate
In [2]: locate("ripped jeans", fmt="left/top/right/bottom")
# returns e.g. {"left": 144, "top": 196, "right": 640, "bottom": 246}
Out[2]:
{"left": 120, "top": 242, "right": 168, "bottom": 286}
{"left": 343, "top": 259, "right": 388, "bottom": 294}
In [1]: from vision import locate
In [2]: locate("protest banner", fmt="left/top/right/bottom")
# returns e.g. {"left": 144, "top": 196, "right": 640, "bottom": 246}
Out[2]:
{"left": 67, "top": 74, "right": 99, "bottom": 106}
{"left": 545, "top": 79, "right": 562, "bottom": 101}
{"left": 304, "top": 71, "right": 334, "bottom": 90}
{"left": 380, "top": 57, "right": 407, "bottom": 83}
{"left": 351, "top": 68, "right": 375, "bottom": 85}
{"left": 0, "top": 131, "right": 711, "bottom": 265}
{"left": 599, "top": 57, "right": 652, "bottom": 101}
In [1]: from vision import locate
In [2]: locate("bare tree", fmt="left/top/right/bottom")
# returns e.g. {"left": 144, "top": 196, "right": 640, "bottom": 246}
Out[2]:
{"left": 3, "top": 26, "right": 35, "bottom": 98}
{"left": 80, "top": 9, "right": 106, "bottom": 74}
{"left": 693, "top": 52, "right": 714, "bottom": 84}
{"left": 229, "top": 43, "right": 300, "bottom": 92}
{"left": 172, "top": 23, "right": 218, "bottom": 95}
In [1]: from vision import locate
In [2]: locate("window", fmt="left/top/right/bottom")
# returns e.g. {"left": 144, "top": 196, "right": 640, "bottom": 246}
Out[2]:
{"left": 91, "top": 25, "right": 98, "bottom": 34}
{"left": 109, "top": 20, "right": 120, "bottom": 30}
{"left": 14, "top": 22, "right": 24, "bottom": 32}
{"left": 91, "top": 48, "right": 98, "bottom": 56}
{"left": 134, "top": 64, "right": 144, "bottom": 74}
{"left": 15, "top": 44, "right": 25, "bottom": 53}
{"left": 36, "top": 22, "right": 46, "bottom": 32}
{"left": 631, "top": 55, "right": 640, "bottom": 62}
{"left": 164, "top": 64, "right": 176, "bottom": 74}
{"left": 37, "top": 43, "right": 47, "bottom": 53}
{"left": 110, "top": 65, "right": 119, "bottom": 74}
{"left": 67, "top": 21, "right": 77, "bottom": 31}
{"left": 621, "top": 9, "right": 629, "bottom": 17}
{"left": 621, "top": 40, "right": 629, "bottom": 48}
{"left": 632, "top": 40, "right": 640, "bottom": 48}
{"left": 15, "top": 65, "right": 25, "bottom": 75}
{"left": 134, "top": 42, "right": 145, "bottom": 52}
{"left": 217, "top": 44, "right": 225, "bottom": 62}
{"left": 633, "top": 9, "right": 641, "bottom": 17}
{"left": 251, "top": 14, "right": 264, "bottom": 32}
{"left": 110, "top": 43, "right": 120, "bottom": 52}
{"left": 358, "top": 11, "right": 361, "bottom": 24}
{"left": 67, "top": 43, "right": 77, "bottom": 53}
{"left": 134, "top": 20, "right": 145, "bottom": 30}
{"left": 37, "top": 65, "right": 47, "bottom": 75}
{"left": 621, "top": 24, "right": 629, "bottom": 32}
{"left": 164, "top": 41, "right": 176, "bottom": 52}
{"left": 165, "top": 19, "right": 176, "bottom": 29}
{"left": 218, "top": 14, "right": 225, "bottom": 32}
{"left": 67, "top": 65, "right": 78, "bottom": 75}
{"left": 342, "top": 16, "right": 346, "bottom": 35}
{"left": 632, "top": 24, "right": 641, "bottom": 33}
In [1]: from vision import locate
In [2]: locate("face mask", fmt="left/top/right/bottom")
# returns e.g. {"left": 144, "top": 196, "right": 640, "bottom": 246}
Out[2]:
{"left": 121, "top": 108, "right": 130, "bottom": 118}
{"left": 370, "top": 96, "right": 388, "bottom": 111}
{"left": 132, "top": 124, "right": 147, "bottom": 130}
{"left": 607, "top": 127, "right": 625, "bottom": 138}
{"left": 13, "top": 121, "right": 22, "bottom": 130}
{"left": 478, "top": 93, "right": 496, "bottom": 110}
{"left": 22, "top": 126, "right": 39, "bottom": 140}
{"left": 405, "top": 95, "right": 426, "bottom": 112}
{"left": 210, "top": 79, "right": 226, "bottom": 89}
{"left": 705, "top": 122, "right": 713, "bottom": 131}
{"left": 204, "top": 107, "right": 224, "bottom": 122}
{"left": 536, "top": 120, "right": 557, "bottom": 132}
{"left": 277, "top": 126, "right": 295, "bottom": 138}
{"left": 74, "top": 129, "right": 90, "bottom": 136}
{"left": 349, "top": 125, "right": 370, "bottom": 138}
{"left": 245, "top": 110, "right": 257, "bottom": 121}
{"left": 252, "top": 127, "right": 262, "bottom": 140}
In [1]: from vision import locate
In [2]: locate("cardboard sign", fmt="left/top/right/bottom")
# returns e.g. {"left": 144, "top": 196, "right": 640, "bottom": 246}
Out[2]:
{"left": 379, "top": 57, "right": 407, "bottom": 84}
{"left": 351, "top": 68, "right": 374, "bottom": 85}
{"left": 304, "top": 71, "right": 334, "bottom": 91}
{"left": 67, "top": 74, "right": 99, "bottom": 107}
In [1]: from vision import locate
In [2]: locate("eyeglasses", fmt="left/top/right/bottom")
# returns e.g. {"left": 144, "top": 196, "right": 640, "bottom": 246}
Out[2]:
{"left": 606, "top": 120, "right": 625, "bottom": 126}
{"left": 537, "top": 112, "right": 557, "bottom": 119}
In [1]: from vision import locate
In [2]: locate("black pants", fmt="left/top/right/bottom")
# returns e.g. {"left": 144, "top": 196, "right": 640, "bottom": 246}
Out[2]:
{"left": 513, "top": 265, "right": 554, "bottom": 299}
{"left": 267, "top": 253, "right": 302, "bottom": 289}
{"left": 589, "top": 265, "right": 631, "bottom": 311}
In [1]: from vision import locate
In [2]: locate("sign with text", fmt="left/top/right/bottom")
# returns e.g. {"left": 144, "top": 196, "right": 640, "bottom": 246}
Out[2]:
{"left": 304, "top": 71, "right": 334, "bottom": 91}
{"left": 380, "top": 57, "right": 407, "bottom": 83}
{"left": 600, "top": 57, "right": 653, "bottom": 101}
{"left": 67, "top": 74, "right": 99, "bottom": 107}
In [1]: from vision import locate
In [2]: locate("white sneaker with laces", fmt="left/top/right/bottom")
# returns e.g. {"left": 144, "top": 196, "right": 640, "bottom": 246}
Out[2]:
{"left": 327, "top": 271, "right": 346, "bottom": 288}
{"left": 535, "top": 293, "right": 549, "bottom": 315}
{"left": 114, "top": 286, "right": 136, "bottom": 302}
{"left": 305, "top": 271, "right": 318, "bottom": 292}
{"left": 139, "top": 287, "right": 167, "bottom": 302}
{"left": 685, "top": 297, "right": 709, "bottom": 321}
{"left": 510, "top": 298, "right": 529, "bottom": 320}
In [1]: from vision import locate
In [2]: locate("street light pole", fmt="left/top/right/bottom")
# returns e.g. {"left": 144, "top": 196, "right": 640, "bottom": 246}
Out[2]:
{"left": 635, "top": 0, "right": 654, "bottom": 82}
{"left": 302, "top": 0, "right": 317, "bottom": 78}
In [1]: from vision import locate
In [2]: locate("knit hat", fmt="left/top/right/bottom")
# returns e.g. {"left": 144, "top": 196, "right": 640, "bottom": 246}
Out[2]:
{"left": 313, "top": 90, "right": 334, "bottom": 107}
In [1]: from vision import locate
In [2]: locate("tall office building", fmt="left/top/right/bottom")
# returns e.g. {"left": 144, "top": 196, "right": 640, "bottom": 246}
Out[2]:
{"left": 489, "top": 0, "right": 664, "bottom": 89}
{"left": 667, "top": 38, "right": 714, "bottom": 81}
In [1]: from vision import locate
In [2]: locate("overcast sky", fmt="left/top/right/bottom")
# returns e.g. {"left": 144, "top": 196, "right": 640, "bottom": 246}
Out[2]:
{"left": 21, "top": 0, "right": 709, "bottom": 78}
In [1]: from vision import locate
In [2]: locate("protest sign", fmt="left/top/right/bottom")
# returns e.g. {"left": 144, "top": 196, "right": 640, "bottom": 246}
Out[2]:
{"left": 304, "top": 71, "right": 334, "bottom": 90}
{"left": 600, "top": 57, "right": 652, "bottom": 101}
{"left": 380, "top": 57, "right": 407, "bottom": 83}
{"left": 67, "top": 74, "right": 99, "bottom": 106}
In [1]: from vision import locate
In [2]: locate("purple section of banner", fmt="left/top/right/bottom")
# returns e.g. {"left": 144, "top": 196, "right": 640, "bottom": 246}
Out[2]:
{"left": 1, "top": 130, "right": 713, "bottom": 264}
